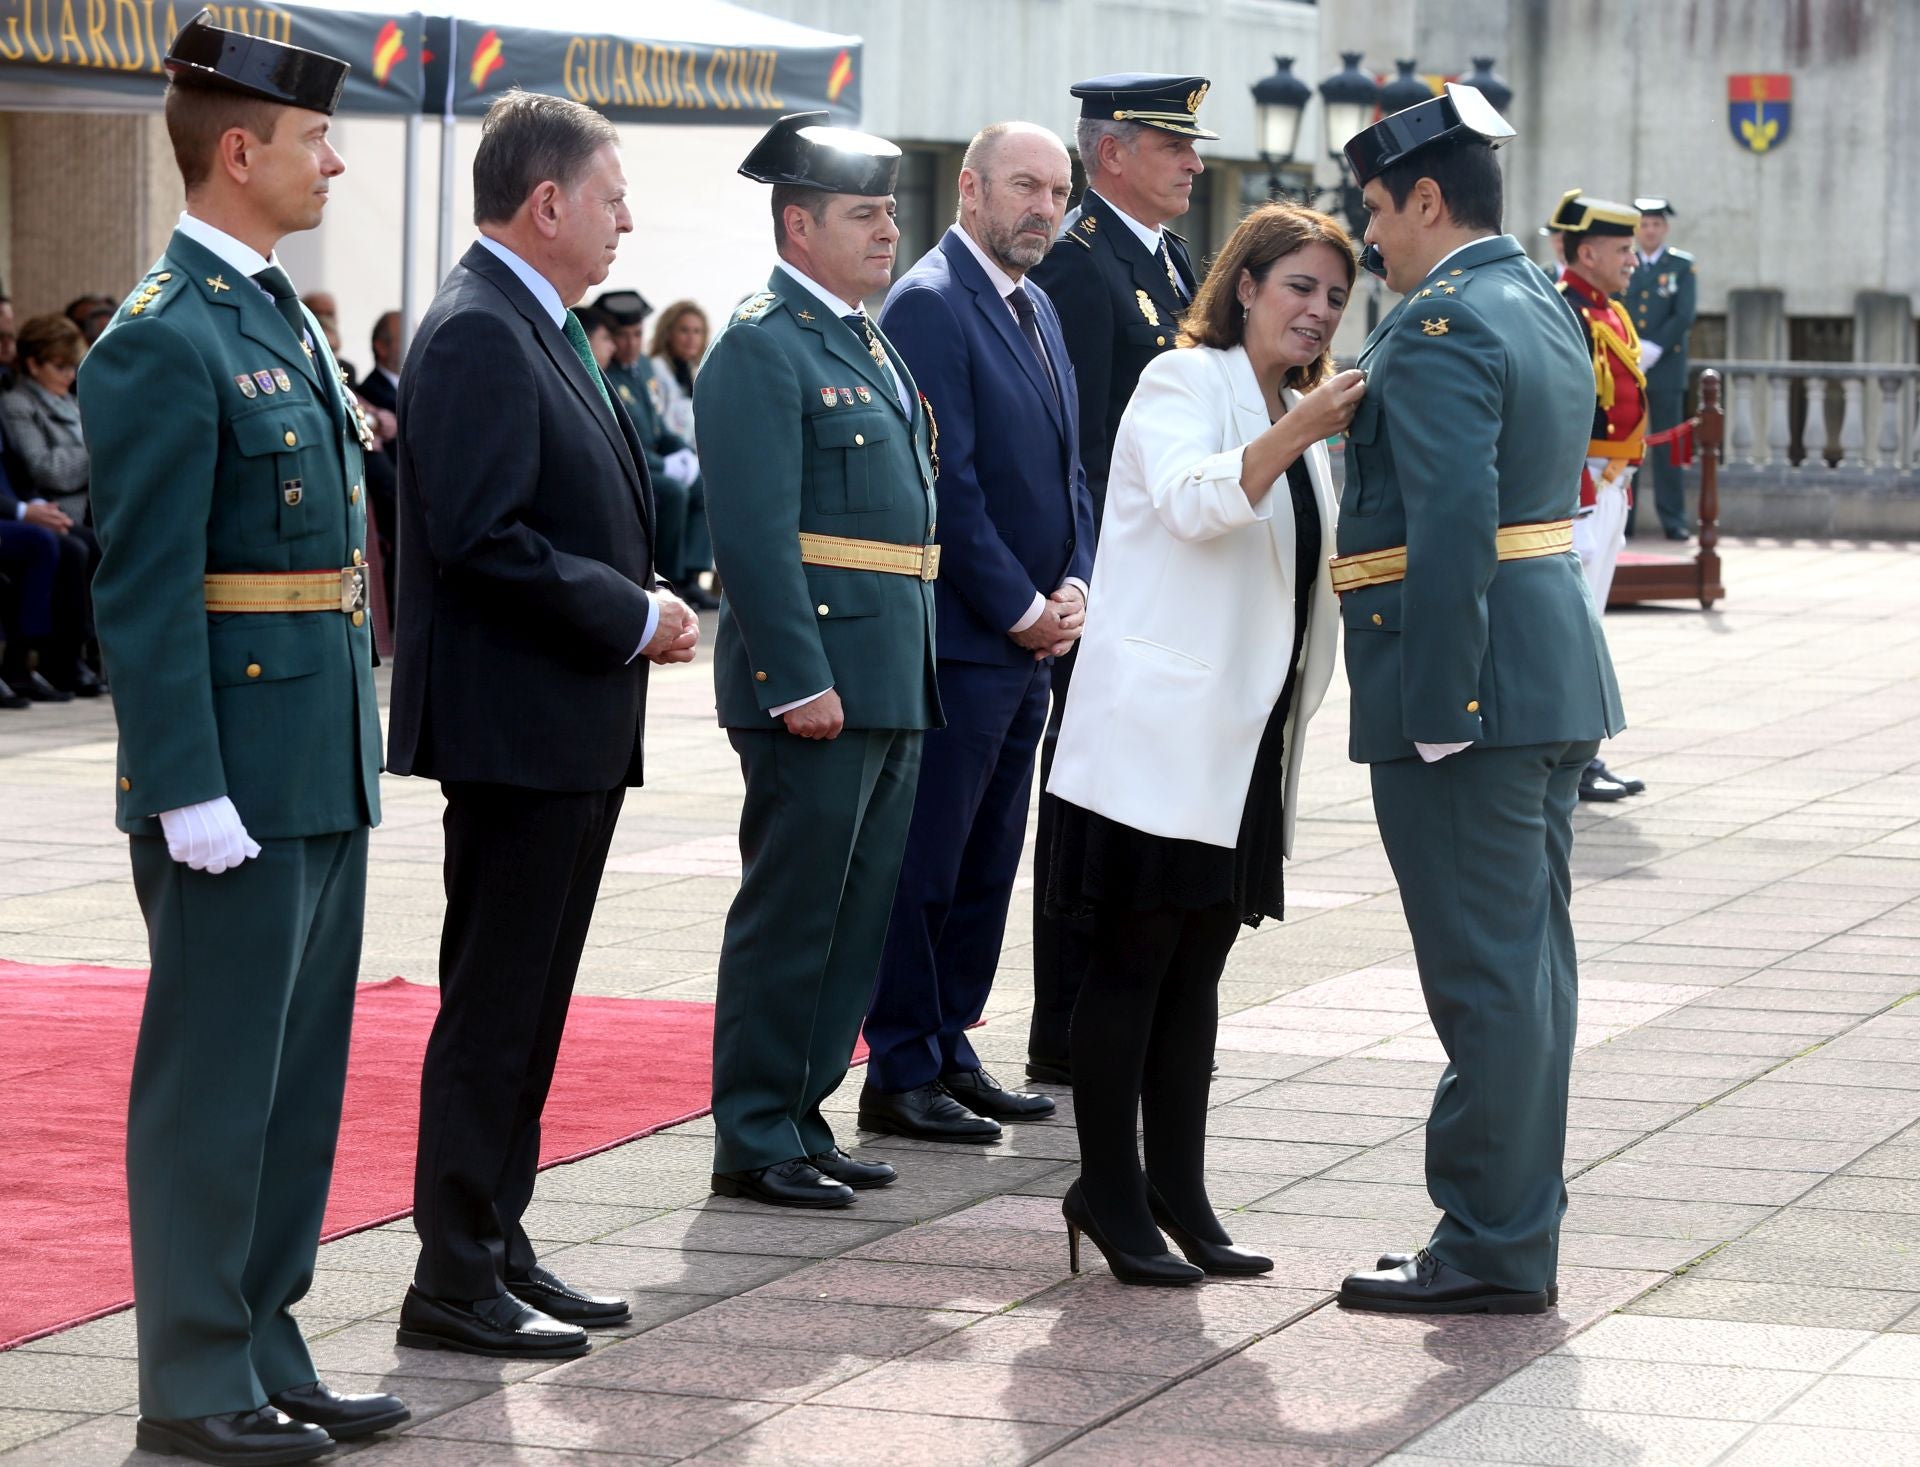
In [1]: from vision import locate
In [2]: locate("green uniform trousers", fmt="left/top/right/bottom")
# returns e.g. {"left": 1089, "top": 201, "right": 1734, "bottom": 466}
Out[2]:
{"left": 711, "top": 727, "right": 921, "bottom": 1174}
{"left": 126, "top": 828, "right": 368, "bottom": 1419}
{"left": 1641, "top": 385, "right": 1690, "bottom": 536}
{"left": 1370, "top": 740, "right": 1596, "bottom": 1294}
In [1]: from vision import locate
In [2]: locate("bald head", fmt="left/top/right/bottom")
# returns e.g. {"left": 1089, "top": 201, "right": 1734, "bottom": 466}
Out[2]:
{"left": 958, "top": 121, "right": 1072, "bottom": 278}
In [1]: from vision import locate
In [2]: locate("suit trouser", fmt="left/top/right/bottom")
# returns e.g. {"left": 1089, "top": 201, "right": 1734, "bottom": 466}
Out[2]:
{"left": 711, "top": 727, "right": 921, "bottom": 1173}
{"left": 866, "top": 659, "right": 1050, "bottom": 1092}
{"left": 1639, "top": 384, "right": 1689, "bottom": 535}
{"left": 1369, "top": 740, "right": 1596, "bottom": 1293}
{"left": 412, "top": 782, "right": 624, "bottom": 1301}
{"left": 1029, "top": 644, "right": 1093, "bottom": 1066}
{"left": 126, "top": 828, "right": 367, "bottom": 1419}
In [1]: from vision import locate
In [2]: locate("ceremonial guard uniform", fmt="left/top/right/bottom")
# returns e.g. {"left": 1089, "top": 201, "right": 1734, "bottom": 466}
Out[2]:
{"left": 77, "top": 12, "right": 402, "bottom": 1463}
{"left": 698, "top": 114, "right": 941, "bottom": 1207}
{"left": 1327, "top": 86, "right": 1624, "bottom": 1315}
{"left": 1023, "top": 73, "right": 1212, "bottom": 1083}
{"left": 1552, "top": 193, "right": 1650, "bottom": 803}
{"left": 1624, "top": 199, "right": 1696, "bottom": 538}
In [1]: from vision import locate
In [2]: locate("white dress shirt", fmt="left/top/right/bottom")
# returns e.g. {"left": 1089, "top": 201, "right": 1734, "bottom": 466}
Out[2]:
{"left": 1089, "top": 190, "right": 1186, "bottom": 299}
{"left": 476, "top": 233, "right": 659, "bottom": 658}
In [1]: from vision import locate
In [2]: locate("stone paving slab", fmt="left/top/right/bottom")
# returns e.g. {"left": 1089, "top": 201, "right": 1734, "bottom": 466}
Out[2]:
{"left": 5, "top": 540, "right": 1920, "bottom": 1464}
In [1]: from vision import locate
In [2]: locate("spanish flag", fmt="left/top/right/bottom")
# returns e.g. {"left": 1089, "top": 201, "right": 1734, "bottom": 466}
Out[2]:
{"left": 470, "top": 29, "right": 505, "bottom": 91}
{"left": 371, "top": 20, "right": 408, "bottom": 87}
{"left": 826, "top": 49, "right": 853, "bottom": 104}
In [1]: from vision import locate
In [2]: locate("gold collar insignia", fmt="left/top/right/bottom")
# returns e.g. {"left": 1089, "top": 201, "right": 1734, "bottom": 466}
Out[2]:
{"left": 1420, "top": 317, "right": 1450, "bottom": 336}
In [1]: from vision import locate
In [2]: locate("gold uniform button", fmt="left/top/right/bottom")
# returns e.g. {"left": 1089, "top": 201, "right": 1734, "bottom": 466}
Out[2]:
{"left": 1449, "top": 268, "right": 1464, "bottom": 276}
{"left": 1155, "top": 335, "right": 1166, "bottom": 346}
{"left": 246, "top": 662, "right": 263, "bottom": 679}
{"left": 817, "top": 604, "right": 830, "bottom": 616}
{"left": 350, "top": 485, "right": 362, "bottom": 505}
{"left": 283, "top": 430, "right": 298, "bottom": 447}
{"left": 1371, "top": 613, "right": 1383, "bottom": 626}
{"left": 1466, "top": 699, "right": 1480, "bottom": 713}
{"left": 755, "top": 670, "right": 768, "bottom": 682}
{"left": 853, "top": 433, "right": 865, "bottom": 446}
{"left": 352, "top": 548, "right": 364, "bottom": 566}
{"left": 156, "top": 272, "right": 172, "bottom": 282}
{"left": 118, "top": 776, "right": 131, "bottom": 791}
{"left": 352, "top": 610, "right": 365, "bottom": 627}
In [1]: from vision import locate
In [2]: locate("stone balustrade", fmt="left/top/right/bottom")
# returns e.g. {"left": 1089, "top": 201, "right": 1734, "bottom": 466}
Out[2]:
{"left": 1695, "top": 359, "right": 1920, "bottom": 475}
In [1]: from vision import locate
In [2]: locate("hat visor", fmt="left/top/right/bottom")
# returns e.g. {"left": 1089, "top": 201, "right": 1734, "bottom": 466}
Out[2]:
{"left": 1135, "top": 118, "right": 1219, "bottom": 140}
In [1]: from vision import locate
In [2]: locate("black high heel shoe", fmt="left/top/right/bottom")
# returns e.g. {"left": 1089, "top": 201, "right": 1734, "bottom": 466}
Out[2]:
{"left": 1148, "top": 1184, "right": 1273, "bottom": 1276}
{"left": 1062, "top": 1180, "right": 1202, "bottom": 1287}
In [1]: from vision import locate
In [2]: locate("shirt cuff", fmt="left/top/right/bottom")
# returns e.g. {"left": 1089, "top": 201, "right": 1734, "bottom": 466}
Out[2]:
{"left": 626, "top": 591, "right": 662, "bottom": 663}
{"left": 770, "top": 688, "right": 831, "bottom": 717}
{"left": 1415, "top": 740, "right": 1473, "bottom": 763}
{"left": 1060, "top": 578, "right": 1089, "bottom": 600}
{"left": 1008, "top": 592, "right": 1046, "bottom": 635}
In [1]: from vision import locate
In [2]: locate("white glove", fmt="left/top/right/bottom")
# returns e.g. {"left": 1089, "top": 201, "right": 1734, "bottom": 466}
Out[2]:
{"left": 1638, "top": 341, "right": 1663, "bottom": 371}
{"left": 158, "top": 796, "right": 262, "bottom": 874}
{"left": 1416, "top": 741, "right": 1473, "bottom": 763}
{"left": 662, "top": 447, "right": 699, "bottom": 483}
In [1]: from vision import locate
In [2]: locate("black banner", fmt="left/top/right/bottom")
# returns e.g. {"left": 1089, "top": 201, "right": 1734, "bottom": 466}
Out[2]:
{"left": 423, "top": 14, "right": 860, "bottom": 125}
{"left": 0, "top": 1, "right": 425, "bottom": 115}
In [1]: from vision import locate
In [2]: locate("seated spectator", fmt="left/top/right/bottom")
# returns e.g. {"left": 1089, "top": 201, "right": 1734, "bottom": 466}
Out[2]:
{"left": 0, "top": 441, "right": 98, "bottom": 702}
{"left": 648, "top": 300, "right": 707, "bottom": 443}
{"left": 1, "top": 315, "right": 93, "bottom": 523}
{"left": 64, "top": 294, "right": 116, "bottom": 346}
{"left": 0, "top": 295, "right": 17, "bottom": 391}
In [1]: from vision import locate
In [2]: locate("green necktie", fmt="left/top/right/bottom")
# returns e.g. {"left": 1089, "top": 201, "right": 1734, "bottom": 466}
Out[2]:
{"left": 562, "top": 310, "right": 615, "bottom": 417}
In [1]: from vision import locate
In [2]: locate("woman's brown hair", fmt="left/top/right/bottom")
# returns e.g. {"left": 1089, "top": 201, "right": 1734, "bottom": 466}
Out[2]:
{"left": 1178, "top": 203, "right": 1356, "bottom": 390}
{"left": 16, "top": 314, "right": 86, "bottom": 372}
{"left": 648, "top": 299, "right": 710, "bottom": 361}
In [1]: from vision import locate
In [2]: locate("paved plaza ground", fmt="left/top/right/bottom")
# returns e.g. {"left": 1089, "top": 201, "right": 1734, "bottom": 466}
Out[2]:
{"left": 3, "top": 537, "right": 1920, "bottom": 1465}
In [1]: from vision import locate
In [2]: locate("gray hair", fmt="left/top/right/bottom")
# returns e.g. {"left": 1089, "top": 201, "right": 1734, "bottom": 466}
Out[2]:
{"left": 473, "top": 89, "right": 619, "bottom": 225}
{"left": 1074, "top": 117, "right": 1146, "bottom": 180}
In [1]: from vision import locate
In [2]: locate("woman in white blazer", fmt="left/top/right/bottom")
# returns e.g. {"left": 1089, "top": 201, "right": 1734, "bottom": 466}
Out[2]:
{"left": 1046, "top": 204, "right": 1366, "bottom": 1285}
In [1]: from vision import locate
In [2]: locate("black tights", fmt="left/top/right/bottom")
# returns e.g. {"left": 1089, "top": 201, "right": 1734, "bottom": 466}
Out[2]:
{"left": 1069, "top": 901, "right": 1240, "bottom": 1254}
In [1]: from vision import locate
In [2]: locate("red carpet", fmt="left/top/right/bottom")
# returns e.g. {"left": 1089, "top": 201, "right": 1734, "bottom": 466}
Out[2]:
{"left": 0, "top": 960, "right": 723, "bottom": 1350}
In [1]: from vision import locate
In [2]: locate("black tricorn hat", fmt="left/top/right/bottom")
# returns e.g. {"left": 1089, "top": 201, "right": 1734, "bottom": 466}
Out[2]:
{"left": 1344, "top": 82, "right": 1514, "bottom": 186}
{"left": 1548, "top": 192, "right": 1638, "bottom": 237}
{"left": 165, "top": 8, "right": 349, "bottom": 116}
{"left": 1070, "top": 73, "right": 1219, "bottom": 140}
{"left": 739, "top": 111, "right": 901, "bottom": 195}
{"left": 591, "top": 290, "right": 652, "bottom": 325}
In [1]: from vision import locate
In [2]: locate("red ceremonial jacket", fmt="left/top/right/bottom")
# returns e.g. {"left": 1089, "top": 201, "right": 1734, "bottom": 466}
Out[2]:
{"left": 1559, "top": 271, "right": 1646, "bottom": 506}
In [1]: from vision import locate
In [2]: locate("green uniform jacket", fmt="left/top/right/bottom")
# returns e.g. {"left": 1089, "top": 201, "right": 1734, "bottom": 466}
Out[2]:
{"left": 607, "top": 359, "right": 687, "bottom": 477}
{"left": 78, "top": 230, "right": 382, "bottom": 838}
{"left": 1624, "top": 247, "right": 1696, "bottom": 395}
{"left": 1337, "top": 234, "right": 1625, "bottom": 764}
{"left": 694, "top": 270, "right": 940, "bottom": 731}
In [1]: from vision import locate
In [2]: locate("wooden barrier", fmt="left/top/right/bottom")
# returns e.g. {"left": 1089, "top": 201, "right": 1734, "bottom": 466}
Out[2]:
{"left": 1608, "top": 368, "right": 1726, "bottom": 610}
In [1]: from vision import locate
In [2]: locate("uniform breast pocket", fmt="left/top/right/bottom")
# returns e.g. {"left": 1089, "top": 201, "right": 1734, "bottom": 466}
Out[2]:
{"left": 1339, "top": 394, "right": 1385, "bottom": 519}
{"left": 230, "top": 405, "right": 335, "bottom": 541}
{"left": 808, "top": 409, "right": 895, "bottom": 515}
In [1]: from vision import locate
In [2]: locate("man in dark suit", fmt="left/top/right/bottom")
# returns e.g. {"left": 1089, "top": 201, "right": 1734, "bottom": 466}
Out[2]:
{"left": 1023, "top": 73, "right": 1213, "bottom": 1084}
{"left": 389, "top": 89, "right": 698, "bottom": 1358}
{"left": 861, "top": 121, "right": 1093, "bottom": 1141}
{"left": 355, "top": 311, "right": 401, "bottom": 611}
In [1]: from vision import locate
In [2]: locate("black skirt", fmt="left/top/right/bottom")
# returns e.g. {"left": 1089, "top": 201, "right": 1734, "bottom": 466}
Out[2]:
{"left": 1048, "top": 456, "right": 1321, "bottom": 930}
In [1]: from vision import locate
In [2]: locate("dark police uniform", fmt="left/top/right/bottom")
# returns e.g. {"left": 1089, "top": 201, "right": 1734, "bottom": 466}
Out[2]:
{"left": 1329, "top": 85, "right": 1625, "bottom": 1317}
{"left": 76, "top": 13, "right": 401, "bottom": 1462}
{"left": 1022, "top": 72, "right": 1213, "bottom": 1082}
{"left": 1623, "top": 198, "right": 1696, "bottom": 537}
{"left": 698, "top": 113, "right": 941, "bottom": 1207}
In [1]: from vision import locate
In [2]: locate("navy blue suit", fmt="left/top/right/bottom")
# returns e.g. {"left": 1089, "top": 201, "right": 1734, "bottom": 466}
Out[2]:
{"left": 865, "top": 226, "right": 1095, "bottom": 1092}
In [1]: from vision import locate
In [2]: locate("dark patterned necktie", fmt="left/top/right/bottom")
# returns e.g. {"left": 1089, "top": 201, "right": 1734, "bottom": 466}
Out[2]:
{"left": 1006, "top": 286, "right": 1060, "bottom": 408}
{"left": 250, "top": 265, "right": 313, "bottom": 351}
{"left": 1156, "top": 238, "right": 1186, "bottom": 301}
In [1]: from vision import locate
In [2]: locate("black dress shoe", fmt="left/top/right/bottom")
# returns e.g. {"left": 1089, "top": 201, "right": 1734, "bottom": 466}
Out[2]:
{"left": 1025, "top": 1058, "right": 1072, "bottom": 1085}
{"left": 940, "top": 1066, "right": 1056, "bottom": 1122}
{"left": 395, "top": 1285, "right": 589, "bottom": 1358}
{"left": 134, "top": 1408, "right": 331, "bottom": 1465}
{"left": 1589, "top": 758, "right": 1645, "bottom": 796}
{"left": 1375, "top": 1250, "right": 1558, "bottom": 1304}
{"left": 809, "top": 1146, "right": 896, "bottom": 1189}
{"left": 55, "top": 662, "right": 104, "bottom": 698}
{"left": 1578, "top": 761, "right": 1631, "bottom": 802}
{"left": 1062, "top": 1180, "right": 1201, "bottom": 1286}
{"left": 1664, "top": 526, "right": 1692, "bottom": 541}
{"left": 711, "top": 1158, "right": 855, "bottom": 1208}
{"left": 268, "top": 1381, "right": 410, "bottom": 1440}
{"left": 682, "top": 584, "right": 722, "bottom": 611}
{"left": 1148, "top": 1185, "right": 1272, "bottom": 1276}
{"left": 1341, "top": 1248, "right": 1549, "bottom": 1314}
{"left": 12, "top": 669, "right": 70, "bottom": 702}
{"left": 0, "top": 677, "right": 27, "bottom": 710}
{"left": 858, "top": 1080, "right": 1002, "bottom": 1142}
{"left": 507, "top": 1264, "right": 631, "bottom": 1325}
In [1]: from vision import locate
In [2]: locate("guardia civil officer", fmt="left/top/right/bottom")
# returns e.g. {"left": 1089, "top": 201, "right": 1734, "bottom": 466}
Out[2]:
{"left": 1024, "top": 73, "right": 1212, "bottom": 1086}
{"left": 697, "top": 114, "right": 941, "bottom": 1208}
{"left": 1551, "top": 192, "right": 1651, "bottom": 803}
{"left": 77, "top": 11, "right": 404, "bottom": 1461}
{"left": 1626, "top": 198, "right": 1697, "bottom": 539}
{"left": 1327, "top": 85, "right": 1625, "bottom": 1316}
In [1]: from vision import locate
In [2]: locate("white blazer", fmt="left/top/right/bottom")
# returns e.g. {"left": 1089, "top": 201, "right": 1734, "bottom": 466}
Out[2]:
{"left": 1047, "top": 344, "right": 1340, "bottom": 851}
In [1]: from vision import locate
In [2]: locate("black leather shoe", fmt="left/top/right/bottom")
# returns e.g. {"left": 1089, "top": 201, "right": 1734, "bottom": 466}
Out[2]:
{"left": 55, "top": 662, "right": 104, "bottom": 698}
{"left": 1664, "top": 526, "right": 1692, "bottom": 541}
{"left": 1025, "top": 1057, "right": 1072, "bottom": 1085}
{"left": 858, "top": 1080, "right": 1002, "bottom": 1142}
{"left": 711, "top": 1158, "right": 855, "bottom": 1208}
{"left": 1062, "top": 1180, "right": 1201, "bottom": 1286}
{"left": 134, "top": 1408, "right": 332, "bottom": 1464}
{"left": 12, "top": 669, "right": 70, "bottom": 702}
{"left": 507, "top": 1264, "right": 631, "bottom": 1325}
{"left": 395, "top": 1285, "right": 589, "bottom": 1358}
{"left": 1375, "top": 1251, "right": 1557, "bottom": 1304}
{"left": 940, "top": 1066, "right": 1056, "bottom": 1122}
{"left": 683, "top": 584, "right": 721, "bottom": 611}
{"left": 268, "top": 1381, "right": 410, "bottom": 1440}
{"left": 808, "top": 1147, "right": 896, "bottom": 1189}
{"left": 0, "top": 677, "right": 26, "bottom": 710}
{"left": 1578, "top": 761, "right": 1631, "bottom": 802}
{"left": 1589, "top": 758, "right": 1645, "bottom": 796}
{"left": 1148, "top": 1185, "right": 1272, "bottom": 1276}
{"left": 1341, "top": 1248, "right": 1549, "bottom": 1314}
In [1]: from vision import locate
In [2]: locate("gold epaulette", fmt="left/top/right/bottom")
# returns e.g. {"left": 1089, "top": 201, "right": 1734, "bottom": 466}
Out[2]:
{"left": 734, "top": 291, "right": 777, "bottom": 322}
{"left": 124, "top": 271, "right": 175, "bottom": 318}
